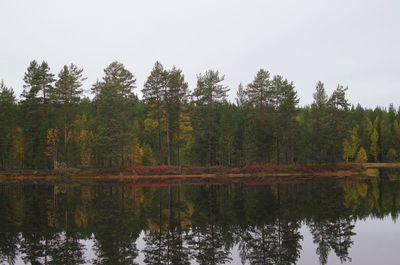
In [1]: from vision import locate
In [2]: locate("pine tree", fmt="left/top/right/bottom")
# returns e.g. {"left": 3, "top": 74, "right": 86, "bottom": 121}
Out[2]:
{"left": 142, "top": 62, "right": 169, "bottom": 164}
{"left": 244, "top": 69, "right": 274, "bottom": 163}
{"left": 245, "top": 69, "right": 272, "bottom": 108}
{"left": 165, "top": 67, "right": 189, "bottom": 165}
{"left": 271, "top": 75, "right": 299, "bottom": 164}
{"left": 217, "top": 103, "right": 237, "bottom": 166}
{"left": 235, "top": 83, "right": 247, "bottom": 107}
{"left": 52, "top": 64, "right": 86, "bottom": 166}
{"left": 192, "top": 70, "right": 229, "bottom": 166}
{"left": 20, "top": 60, "right": 55, "bottom": 168}
{"left": 327, "top": 85, "right": 350, "bottom": 164}
{"left": 0, "top": 81, "right": 17, "bottom": 169}
{"left": 22, "top": 61, "right": 55, "bottom": 105}
{"left": 91, "top": 61, "right": 136, "bottom": 167}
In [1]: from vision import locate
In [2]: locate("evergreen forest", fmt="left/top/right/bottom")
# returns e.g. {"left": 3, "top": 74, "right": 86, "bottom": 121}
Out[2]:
{"left": 0, "top": 60, "right": 399, "bottom": 170}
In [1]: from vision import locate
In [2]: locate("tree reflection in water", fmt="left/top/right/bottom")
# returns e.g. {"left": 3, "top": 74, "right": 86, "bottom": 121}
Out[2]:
{"left": 0, "top": 172, "right": 399, "bottom": 264}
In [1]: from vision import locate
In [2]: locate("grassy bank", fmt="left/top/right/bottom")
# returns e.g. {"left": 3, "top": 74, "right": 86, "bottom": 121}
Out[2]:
{"left": 362, "top": 163, "right": 400, "bottom": 168}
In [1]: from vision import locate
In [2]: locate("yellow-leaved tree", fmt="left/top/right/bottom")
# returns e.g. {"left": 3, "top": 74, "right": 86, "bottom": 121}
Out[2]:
{"left": 74, "top": 115, "right": 92, "bottom": 167}
{"left": 356, "top": 147, "right": 368, "bottom": 163}
{"left": 46, "top": 128, "right": 59, "bottom": 169}
{"left": 369, "top": 129, "right": 379, "bottom": 162}
{"left": 342, "top": 139, "right": 353, "bottom": 162}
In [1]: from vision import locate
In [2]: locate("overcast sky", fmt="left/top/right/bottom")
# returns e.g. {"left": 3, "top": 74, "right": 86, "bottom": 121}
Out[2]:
{"left": 0, "top": 0, "right": 399, "bottom": 107}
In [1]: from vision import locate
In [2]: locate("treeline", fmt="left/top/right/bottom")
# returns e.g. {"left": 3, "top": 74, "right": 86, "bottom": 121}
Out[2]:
{"left": 0, "top": 60, "right": 399, "bottom": 169}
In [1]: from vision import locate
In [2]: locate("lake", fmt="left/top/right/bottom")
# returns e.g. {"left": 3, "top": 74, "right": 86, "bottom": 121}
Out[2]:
{"left": 0, "top": 169, "right": 400, "bottom": 265}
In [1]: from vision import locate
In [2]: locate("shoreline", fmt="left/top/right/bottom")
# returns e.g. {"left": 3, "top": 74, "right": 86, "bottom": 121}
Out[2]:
{"left": 4, "top": 162, "right": 398, "bottom": 183}
{"left": 0, "top": 169, "right": 364, "bottom": 183}
{"left": 362, "top": 163, "right": 400, "bottom": 168}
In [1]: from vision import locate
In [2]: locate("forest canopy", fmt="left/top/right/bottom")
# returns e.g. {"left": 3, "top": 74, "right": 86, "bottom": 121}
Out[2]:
{"left": 0, "top": 60, "right": 398, "bottom": 169}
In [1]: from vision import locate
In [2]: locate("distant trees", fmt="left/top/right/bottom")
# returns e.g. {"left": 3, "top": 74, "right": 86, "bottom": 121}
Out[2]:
{"left": 1, "top": 59, "right": 400, "bottom": 170}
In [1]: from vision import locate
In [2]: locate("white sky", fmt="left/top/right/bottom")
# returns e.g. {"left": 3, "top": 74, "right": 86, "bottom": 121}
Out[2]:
{"left": 0, "top": 0, "right": 399, "bottom": 107}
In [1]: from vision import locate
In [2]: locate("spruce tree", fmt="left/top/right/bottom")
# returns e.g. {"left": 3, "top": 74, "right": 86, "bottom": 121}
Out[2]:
{"left": 310, "top": 81, "right": 330, "bottom": 164}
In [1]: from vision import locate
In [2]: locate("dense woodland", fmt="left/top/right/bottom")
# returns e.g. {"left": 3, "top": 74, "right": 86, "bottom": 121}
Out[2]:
{"left": 0, "top": 60, "right": 399, "bottom": 169}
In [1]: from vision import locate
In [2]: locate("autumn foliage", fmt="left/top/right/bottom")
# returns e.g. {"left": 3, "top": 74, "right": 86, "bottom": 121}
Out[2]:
{"left": 238, "top": 163, "right": 360, "bottom": 173}
{"left": 124, "top": 163, "right": 361, "bottom": 176}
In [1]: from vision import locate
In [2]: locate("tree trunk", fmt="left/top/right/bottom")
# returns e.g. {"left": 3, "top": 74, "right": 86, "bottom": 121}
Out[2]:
{"left": 167, "top": 128, "right": 171, "bottom": 166}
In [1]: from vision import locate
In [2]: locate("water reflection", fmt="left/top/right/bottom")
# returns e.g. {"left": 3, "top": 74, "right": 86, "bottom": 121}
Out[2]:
{"left": 1, "top": 171, "right": 400, "bottom": 264}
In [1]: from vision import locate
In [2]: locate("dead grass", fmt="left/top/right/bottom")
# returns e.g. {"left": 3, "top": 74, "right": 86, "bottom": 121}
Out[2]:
{"left": 362, "top": 163, "right": 400, "bottom": 168}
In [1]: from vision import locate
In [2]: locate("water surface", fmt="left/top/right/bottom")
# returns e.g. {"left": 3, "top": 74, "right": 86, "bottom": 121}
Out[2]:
{"left": 0, "top": 170, "right": 399, "bottom": 265}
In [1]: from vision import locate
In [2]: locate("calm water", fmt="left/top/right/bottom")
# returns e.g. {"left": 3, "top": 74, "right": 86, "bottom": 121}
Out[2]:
{"left": 1, "top": 169, "right": 400, "bottom": 265}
